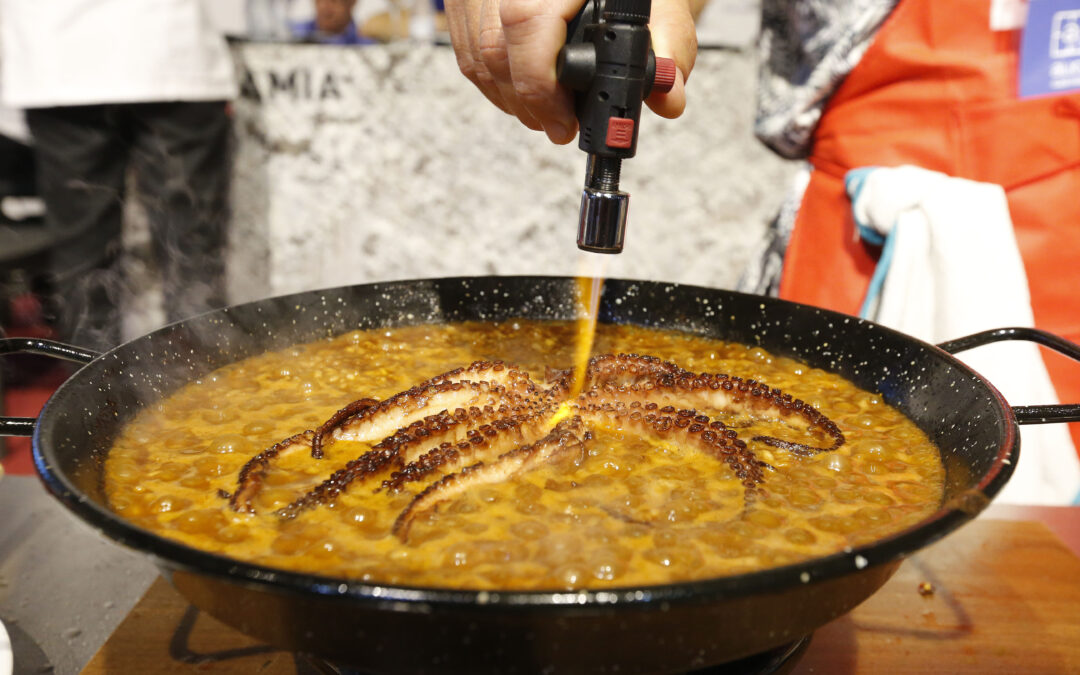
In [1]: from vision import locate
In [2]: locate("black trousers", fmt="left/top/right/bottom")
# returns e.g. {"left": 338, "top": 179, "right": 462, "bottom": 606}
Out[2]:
{"left": 24, "top": 101, "right": 230, "bottom": 351}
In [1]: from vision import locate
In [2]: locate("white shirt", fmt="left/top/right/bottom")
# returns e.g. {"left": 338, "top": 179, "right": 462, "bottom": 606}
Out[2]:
{"left": 0, "top": 0, "right": 237, "bottom": 108}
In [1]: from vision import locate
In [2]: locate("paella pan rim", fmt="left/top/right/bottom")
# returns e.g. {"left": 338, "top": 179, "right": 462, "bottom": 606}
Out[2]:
{"left": 29, "top": 274, "right": 1019, "bottom": 613}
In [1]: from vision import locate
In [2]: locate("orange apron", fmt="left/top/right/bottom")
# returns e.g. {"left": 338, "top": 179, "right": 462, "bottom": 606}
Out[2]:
{"left": 778, "top": 0, "right": 1080, "bottom": 456}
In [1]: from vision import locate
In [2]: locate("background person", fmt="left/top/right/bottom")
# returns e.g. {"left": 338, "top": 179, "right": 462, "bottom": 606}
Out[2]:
{"left": 741, "top": 0, "right": 1080, "bottom": 470}
{"left": 0, "top": 0, "right": 237, "bottom": 351}
{"left": 292, "top": 0, "right": 375, "bottom": 44}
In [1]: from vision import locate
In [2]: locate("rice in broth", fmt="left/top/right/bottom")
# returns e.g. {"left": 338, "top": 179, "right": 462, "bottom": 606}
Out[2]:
{"left": 104, "top": 320, "right": 944, "bottom": 590}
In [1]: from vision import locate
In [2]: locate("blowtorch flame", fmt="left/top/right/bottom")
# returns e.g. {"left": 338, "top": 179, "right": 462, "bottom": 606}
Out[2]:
{"left": 543, "top": 269, "right": 604, "bottom": 429}
{"left": 569, "top": 275, "right": 604, "bottom": 399}
{"left": 549, "top": 401, "right": 573, "bottom": 426}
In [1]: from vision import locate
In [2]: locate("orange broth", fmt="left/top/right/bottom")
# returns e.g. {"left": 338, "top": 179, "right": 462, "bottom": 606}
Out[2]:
{"left": 103, "top": 320, "right": 944, "bottom": 590}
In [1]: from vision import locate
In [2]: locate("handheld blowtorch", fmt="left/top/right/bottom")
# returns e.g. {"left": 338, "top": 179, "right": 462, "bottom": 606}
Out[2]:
{"left": 557, "top": 0, "right": 676, "bottom": 254}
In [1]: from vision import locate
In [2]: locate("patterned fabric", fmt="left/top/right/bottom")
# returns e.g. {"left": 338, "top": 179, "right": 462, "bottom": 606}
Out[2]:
{"left": 754, "top": 0, "right": 900, "bottom": 160}
{"left": 736, "top": 162, "right": 810, "bottom": 295}
{"left": 738, "top": 0, "right": 899, "bottom": 296}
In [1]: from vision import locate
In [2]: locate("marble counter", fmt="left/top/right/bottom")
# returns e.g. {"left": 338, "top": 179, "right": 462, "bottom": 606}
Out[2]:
{"left": 119, "top": 42, "right": 793, "bottom": 338}
{"left": 224, "top": 42, "right": 794, "bottom": 305}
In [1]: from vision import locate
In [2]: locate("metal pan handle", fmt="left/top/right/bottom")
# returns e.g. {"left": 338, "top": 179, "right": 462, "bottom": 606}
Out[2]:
{"left": 937, "top": 327, "right": 1080, "bottom": 424}
{"left": 0, "top": 338, "right": 99, "bottom": 437}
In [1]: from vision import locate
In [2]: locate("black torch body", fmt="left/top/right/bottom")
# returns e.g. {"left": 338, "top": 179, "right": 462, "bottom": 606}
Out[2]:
{"left": 558, "top": 0, "right": 674, "bottom": 253}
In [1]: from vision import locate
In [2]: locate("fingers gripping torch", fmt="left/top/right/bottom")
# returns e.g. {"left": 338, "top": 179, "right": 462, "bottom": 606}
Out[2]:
{"left": 557, "top": 0, "right": 677, "bottom": 253}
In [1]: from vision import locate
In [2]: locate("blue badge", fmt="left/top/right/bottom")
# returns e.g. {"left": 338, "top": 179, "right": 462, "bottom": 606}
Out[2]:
{"left": 1019, "top": 0, "right": 1080, "bottom": 98}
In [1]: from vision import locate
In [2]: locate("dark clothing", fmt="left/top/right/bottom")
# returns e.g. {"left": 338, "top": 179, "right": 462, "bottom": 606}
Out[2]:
{"left": 24, "top": 100, "right": 230, "bottom": 351}
{"left": 0, "top": 135, "right": 36, "bottom": 198}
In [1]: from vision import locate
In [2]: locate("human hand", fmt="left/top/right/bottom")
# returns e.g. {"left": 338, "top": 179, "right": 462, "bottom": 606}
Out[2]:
{"left": 445, "top": 0, "right": 697, "bottom": 144}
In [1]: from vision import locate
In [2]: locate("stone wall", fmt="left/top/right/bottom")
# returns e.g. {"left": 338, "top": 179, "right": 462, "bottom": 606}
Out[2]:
{"left": 125, "top": 42, "right": 794, "bottom": 337}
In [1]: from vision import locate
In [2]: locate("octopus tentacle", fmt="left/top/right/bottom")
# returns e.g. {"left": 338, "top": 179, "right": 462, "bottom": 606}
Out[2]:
{"left": 307, "top": 361, "right": 539, "bottom": 458}
{"left": 583, "top": 353, "right": 685, "bottom": 388}
{"left": 230, "top": 382, "right": 522, "bottom": 514}
{"left": 393, "top": 416, "right": 588, "bottom": 541}
{"left": 381, "top": 405, "right": 561, "bottom": 493}
{"left": 310, "top": 397, "right": 380, "bottom": 458}
{"left": 330, "top": 379, "right": 530, "bottom": 445}
{"left": 230, "top": 430, "right": 315, "bottom": 513}
{"left": 574, "top": 393, "right": 766, "bottom": 505}
{"left": 228, "top": 352, "right": 848, "bottom": 534}
{"left": 234, "top": 382, "right": 533, "bottom": 514}
{"left": 421, "top": 360, "right": 538, "bottom": 395}
{"left": 615, "top": 370, "right": 845, "bottom": 455}
{"left": 280, "top": 404, "right": 559, "bottom": 518}
{"left": 241, "top": 369, "right": 563, "bottom": 517}
{"left": 277, "top": 446, "right": 400, "bottom": 519}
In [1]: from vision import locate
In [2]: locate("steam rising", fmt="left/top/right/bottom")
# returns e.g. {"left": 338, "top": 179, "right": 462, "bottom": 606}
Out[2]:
{"left": 46, "top": 160, "right": 229, "bottom": 352}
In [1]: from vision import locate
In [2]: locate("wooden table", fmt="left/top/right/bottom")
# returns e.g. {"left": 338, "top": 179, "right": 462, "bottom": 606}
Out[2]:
{"left": 80, "top": 518, "right": 1080, "bottom": 674}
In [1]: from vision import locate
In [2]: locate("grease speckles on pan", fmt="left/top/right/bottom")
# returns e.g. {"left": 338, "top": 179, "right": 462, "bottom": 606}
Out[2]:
{"left": 26, "top": 275, "right": 1027, "bottom": 674}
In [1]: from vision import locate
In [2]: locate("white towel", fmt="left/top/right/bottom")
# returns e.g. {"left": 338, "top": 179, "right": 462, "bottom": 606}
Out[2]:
{"left": 846, "top": 165, "right": 1080, "bottom": 505}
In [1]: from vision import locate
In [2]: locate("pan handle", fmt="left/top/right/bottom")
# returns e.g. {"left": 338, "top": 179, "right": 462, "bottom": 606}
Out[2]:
{"left": 0, "top": 337, "right": 100, "bottom": 437}
{"left": 0, "top": 337, "right": 100, "bottom": 363}
{"left": 937, "top": 327, "right": 1080, "bottom": 425}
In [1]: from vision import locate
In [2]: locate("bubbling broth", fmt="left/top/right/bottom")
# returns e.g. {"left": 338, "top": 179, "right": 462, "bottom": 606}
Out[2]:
{"left": 104, "top": 321, "right": 944, "bottom": 590}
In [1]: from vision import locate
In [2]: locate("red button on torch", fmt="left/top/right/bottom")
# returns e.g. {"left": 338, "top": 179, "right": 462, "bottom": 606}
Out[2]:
{"left": 605, "top": 117, "right": 635, "bottom": 149}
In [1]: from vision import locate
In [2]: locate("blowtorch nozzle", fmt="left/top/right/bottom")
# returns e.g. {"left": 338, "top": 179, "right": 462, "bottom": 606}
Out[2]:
{"left": 577, "top": 154, "right": 628, "bottom": 253}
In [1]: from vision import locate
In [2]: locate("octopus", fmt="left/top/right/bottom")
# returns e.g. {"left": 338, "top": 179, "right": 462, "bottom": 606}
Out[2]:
{"left": 226, "top": 354, "right": 845, "bottom": 541}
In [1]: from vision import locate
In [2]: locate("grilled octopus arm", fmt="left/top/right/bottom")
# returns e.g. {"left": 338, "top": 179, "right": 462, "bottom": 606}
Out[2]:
{"left": 319, "top": 380, "right": 531, "bottom": 450}
{"left": 229, "top": 430, "right": 319, "bottom": 512}
{"left": 392, "top": 395, "right": 774, "bottom": 542}
{"left": 574, "top": 388, "right": 767, "bottom": 493}
{"left": 279, "top": 403, "right": 561, "bottom": 518}
{"left": 380, "top": 404, "right": 562, "bottom": 493}
{"left": 275, "top": 369, "right": 568, "bottom": 516}
{"left": 582, "top": 354, "right": 843, "bottom": 456}
{"left": 610, "top": 374, "right": 844, "bottom": 456}
{"left": 233, "top": 376, "right": 544, "bottom": 514}
{"left": 582, "top": 353, "right": 686, "bottom": 388}
{"left": 228, "top": 352, "right": 844, "bottom": 528}
{"left": 392, "top": 416, "right": 588, "bottom": 541}
{"left": 305, "top": 360, "right": 537, "bottom": 458}
{"left": 421, "top": 360, "right": 539, "bottom": 393}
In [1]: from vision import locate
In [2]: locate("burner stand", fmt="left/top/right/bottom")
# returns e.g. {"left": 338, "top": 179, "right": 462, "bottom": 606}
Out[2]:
{"left": 298, "top": 633, "right": 813, "bottom": 675}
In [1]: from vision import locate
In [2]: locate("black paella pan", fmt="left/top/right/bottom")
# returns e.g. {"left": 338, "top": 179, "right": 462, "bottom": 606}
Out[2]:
{"left": 3, "top": 275, "right": 1080, "bottom": 674}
